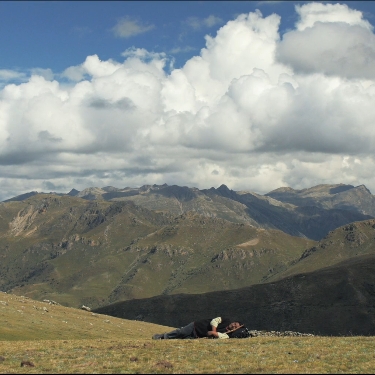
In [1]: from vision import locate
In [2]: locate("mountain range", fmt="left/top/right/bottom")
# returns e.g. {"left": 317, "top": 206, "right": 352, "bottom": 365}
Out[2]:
{"left": 5, "top": 183, "right": 374, "bottom": 240}
{"left": 2, "top": 182, "right": 375, "bottom": 335}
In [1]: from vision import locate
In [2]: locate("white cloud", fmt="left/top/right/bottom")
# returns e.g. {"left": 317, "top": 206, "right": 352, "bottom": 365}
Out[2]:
{"left": 277, "top": 2, "right": 375, "bottom": 79}
{"left": 2, "top": 4, "right": 375, "bottom": 201}
{"left": 61, "top": 65, "right": 87, "bottom": 82}
{"left": 204, "top": 15, "right": 223, "bottom": 28}
{"left": 0, "top": 69, "right": 27, "bottom": 82}
{"left": 185, "top": 15, "right": 223, "bottom": 31}
{"left": 295, "top": 2, "right": 373, "bottom": 31}
{"left": 30, "top": 68, "right": 54, "bottom": 81}
{"left": 111, "top": 16, "right": 154, "bottom": 38}
{"left": 121, "top": 47, "right": 166, "bottom": 62}
{"left": 169, "top": 46, "right": 196, "bottom": 54}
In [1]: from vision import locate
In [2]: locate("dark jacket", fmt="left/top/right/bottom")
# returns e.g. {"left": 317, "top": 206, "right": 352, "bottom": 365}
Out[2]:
{"left": 193, "top": 317, "right": 232, "bottom": 338}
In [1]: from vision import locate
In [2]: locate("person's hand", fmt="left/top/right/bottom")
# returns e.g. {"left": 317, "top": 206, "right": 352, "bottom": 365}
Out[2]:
{"left": 207, "top": 331, "right": 218, "bottom": 338}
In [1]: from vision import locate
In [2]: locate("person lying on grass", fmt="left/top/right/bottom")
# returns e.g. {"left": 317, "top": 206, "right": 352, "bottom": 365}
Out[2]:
{"left": 152, "top": 317, "right": 244, "bottom": 340}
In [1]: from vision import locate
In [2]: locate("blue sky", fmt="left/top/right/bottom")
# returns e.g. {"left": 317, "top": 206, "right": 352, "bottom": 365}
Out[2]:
{"left": 2, "top": 1, "right": 375, "bottom": 200}
{"left": 1, "top": 1, "right": 295, "bottom": 71}
{"left": 3, "top": 1, "right": 367, "bottom": 74}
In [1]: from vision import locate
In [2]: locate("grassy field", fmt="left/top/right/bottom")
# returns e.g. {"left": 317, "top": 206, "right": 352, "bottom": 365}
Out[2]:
{"left": 1, "top": 292, "right": 375, "bottom": 373}
{"left": 1, "top": 336, "right": 375, "bottom": 373}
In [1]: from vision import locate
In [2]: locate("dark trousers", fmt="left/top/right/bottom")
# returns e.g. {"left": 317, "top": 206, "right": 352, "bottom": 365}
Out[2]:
{"left": 164, "top": 322, "right": 197, "bottom": 339}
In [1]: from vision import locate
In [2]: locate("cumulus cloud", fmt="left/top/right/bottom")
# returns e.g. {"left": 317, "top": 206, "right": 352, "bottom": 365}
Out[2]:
{"left": 277, "top": 2, "right": 375, "bottom": 79}
{"left": 295, "top": 2, "right": 373, "bottom": 31}
{"left": 2, "top": 3, "right": 375, "bottom": 201}
{"left": 111, "top": 16, "right": 154, "bottom": 38}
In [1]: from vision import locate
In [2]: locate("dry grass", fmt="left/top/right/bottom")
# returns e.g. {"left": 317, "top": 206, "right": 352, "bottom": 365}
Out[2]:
{"left": 0, "top": 292, "right": 173, "bottom": 341}
{"left": 1, "top": 336, "right": 375, "bottom": 374}
{"left": 1, "top": 292, "right": 375, "bottom": 373}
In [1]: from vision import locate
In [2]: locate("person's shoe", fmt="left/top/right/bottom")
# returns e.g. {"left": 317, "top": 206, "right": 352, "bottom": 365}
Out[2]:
{"left": 152, "top": 333, "right": 164, "bottom": 340}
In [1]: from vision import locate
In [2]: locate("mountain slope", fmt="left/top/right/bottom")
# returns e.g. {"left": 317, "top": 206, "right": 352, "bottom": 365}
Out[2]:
{"left": 0, "top": 194, "right": 314, "bottom": 309}
{"left": 0, "top": 291, "right": 172, "bottom": 341}
{"left": 94, "top": 183, "right": 375, "bottom": 240}
{"left": 94, "top": 252, "right": 375, "bottom": 336}
{"left": 266, "top": 184, "right": 375, "bottom": 216}
{"left": 6, "top": 183, "right": 373, "bottom": 241}
{"left": 265, "top": 218, "right": 375, "bottom": 282}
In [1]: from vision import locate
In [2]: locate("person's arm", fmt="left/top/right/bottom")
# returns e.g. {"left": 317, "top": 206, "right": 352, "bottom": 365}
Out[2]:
{"left": 208, "top": 317, "right": 230, "bottom": 339}
{"left": 207, "top": 331, "right": 229, "bottom": 339}
{"left": 209, "top": 317, "right": 222, "bottom": 333}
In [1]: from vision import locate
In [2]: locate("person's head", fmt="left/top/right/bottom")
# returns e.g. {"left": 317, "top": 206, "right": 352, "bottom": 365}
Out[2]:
{"left": 227, "top": 321, "right": 242, "bottom": 331}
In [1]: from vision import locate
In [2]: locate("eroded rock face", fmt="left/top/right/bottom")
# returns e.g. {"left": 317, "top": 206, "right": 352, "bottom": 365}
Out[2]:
{"left": 8, "top": 200, "right": 52, "bottom": 237}
{"left": 9, "top": 205, "right": 40, "bottom": 236}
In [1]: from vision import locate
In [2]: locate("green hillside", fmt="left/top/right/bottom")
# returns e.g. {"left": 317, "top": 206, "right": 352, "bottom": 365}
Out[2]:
{"left": 266, "top": 218, "right": 375, "bottom": 282}
{"left": 0, "top": 194, "right": 314, "bottom": 309}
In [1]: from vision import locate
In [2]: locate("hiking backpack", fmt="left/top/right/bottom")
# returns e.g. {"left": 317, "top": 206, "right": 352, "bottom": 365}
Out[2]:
{"left": 228, "top": 326, "right": 251, "bottom": 338}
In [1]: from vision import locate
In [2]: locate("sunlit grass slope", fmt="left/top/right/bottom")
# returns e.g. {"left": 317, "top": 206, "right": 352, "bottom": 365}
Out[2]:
{"left": 0, "top": 291, "right": 173, "bottom": 341}
{"left": 1, "top": 292, "right": 375, "bottom": 374}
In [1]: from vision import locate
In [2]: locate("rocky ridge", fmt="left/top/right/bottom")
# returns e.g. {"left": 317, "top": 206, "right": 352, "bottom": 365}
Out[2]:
{"left": 3, "top": 182, "right": 374, "bottom": 241}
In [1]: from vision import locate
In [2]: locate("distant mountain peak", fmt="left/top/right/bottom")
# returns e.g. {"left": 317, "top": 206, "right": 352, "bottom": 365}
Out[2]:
{"left": 218, "top": 184, "right": 230, "bottom": 191}
{"left": 355, "top": 184, "right": 372, "bottom": 194}
{"left": 67, "top": 188, "right": 79, "bottom": 196}
{"left": 266, "top": 186, "right": 294, "bottom": 194}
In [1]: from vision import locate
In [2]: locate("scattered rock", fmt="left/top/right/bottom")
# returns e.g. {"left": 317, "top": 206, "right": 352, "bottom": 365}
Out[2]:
{"left": 248, "top": 330, "right": 314, "bottom": 337}
{"left": 81, "top": 305, "right": 91, "bottom": 312}
{"left": 0, "top": 301, "right": 8, "bottom": 306}
{"left": 155, "top": 360, "right": 173, "bottom": 369}
{"left": 43, "top": 307, "right": 48, "bottom": 312}
{"left": 20, "top": 361, "right": 35, "bottom": 367}
{"left": 43, "top": 299, "right": 60, "bottom": 305}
